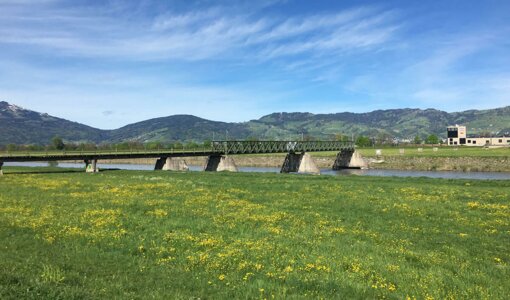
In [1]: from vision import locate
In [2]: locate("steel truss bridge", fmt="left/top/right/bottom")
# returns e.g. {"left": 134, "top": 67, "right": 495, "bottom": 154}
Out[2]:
{"left": 0, "top": 140, "right": 354, "bottom": 163}
{"left": 211, "top": 140, "right": 353, "bottom": 154}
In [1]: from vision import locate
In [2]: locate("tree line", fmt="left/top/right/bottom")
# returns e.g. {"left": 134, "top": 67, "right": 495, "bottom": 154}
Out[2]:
{"left": 1, "top": 136, "right": 214, "bottom": 152}
{"left": 0, "top": 134, "right": 443, "bottom": 152}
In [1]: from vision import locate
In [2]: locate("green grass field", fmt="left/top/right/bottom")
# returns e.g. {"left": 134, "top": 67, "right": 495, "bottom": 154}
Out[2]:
{"left": 0, "top": 168, "right": 509, "bottom": 299}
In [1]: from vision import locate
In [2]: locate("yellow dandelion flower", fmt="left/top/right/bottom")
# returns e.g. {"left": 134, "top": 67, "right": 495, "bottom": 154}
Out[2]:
{"left": 284, "top": 266, "right": 293, "bottom": 273}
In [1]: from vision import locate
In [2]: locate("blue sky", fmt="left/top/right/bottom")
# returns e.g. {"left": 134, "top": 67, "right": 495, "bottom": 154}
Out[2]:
{"left": 0, "top": 0, "right": 509, "bottom": 129}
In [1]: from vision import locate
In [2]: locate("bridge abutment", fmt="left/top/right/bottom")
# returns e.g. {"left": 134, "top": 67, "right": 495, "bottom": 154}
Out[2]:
{"left": 85, "top": 159, "right": 99, "bottom": 173}
{"left": 204, "top": 155, "right": 238, "bottom": 172}
{"left": 332, "top": 150, "right": 367, "bottom": 169}
{"left": 280, "top": 152, "right": 320, "bottom": 174}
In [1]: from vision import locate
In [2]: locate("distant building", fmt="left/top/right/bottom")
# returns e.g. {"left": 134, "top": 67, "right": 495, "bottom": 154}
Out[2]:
{"left": 447, "top": 125, "right": 510, "bottom": 146}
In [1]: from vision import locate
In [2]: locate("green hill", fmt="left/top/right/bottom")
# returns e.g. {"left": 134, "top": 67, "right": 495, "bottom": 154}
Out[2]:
{"left": 0, "top": 100, "right": 509, "bottom": 145}
{"left": 108, "top": 115, "right": 250, "bottom": 143}
{"left": 0, "top": 101, "right": 107, "bottom": 145}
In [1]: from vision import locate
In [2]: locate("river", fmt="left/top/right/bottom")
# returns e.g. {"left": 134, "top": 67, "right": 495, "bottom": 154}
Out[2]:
{"left": 4, "top": 161, "right": 510, "bottom": 180}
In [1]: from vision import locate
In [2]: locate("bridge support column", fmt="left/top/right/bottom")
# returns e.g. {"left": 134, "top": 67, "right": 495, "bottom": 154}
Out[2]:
{"left": 0, "top": 161, "right": 3, "bottom": 176}
{"left": 154, "top": 157, "right": 167, "bottom": 170}
{"left": 85, "top": 159, "right": 99, "bottom": 173}
{"left": 204, "top": 155, "right": 238, "bottom": 172}
{"left": 280, "top": 152, "right": 320, "bottom": 174}
{"left": 156, "top": 157, "right": 189, "bottom": 171}
{"left": 332, "top": 150, "right": 367, "bottom": 169}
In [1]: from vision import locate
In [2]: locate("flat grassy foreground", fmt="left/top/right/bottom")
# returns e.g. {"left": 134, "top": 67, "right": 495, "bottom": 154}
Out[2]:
{"left": 0, "top": 168, "right": 509, "bottom": 299}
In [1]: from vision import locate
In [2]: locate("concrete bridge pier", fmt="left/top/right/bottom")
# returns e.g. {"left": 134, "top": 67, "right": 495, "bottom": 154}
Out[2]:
{"left": 280, "top": 152, "right": 320, "bottom": 174}
{"left": 85, "top": 159, "right": 99, "bottom": 173}
{"left": 332, "top": 150, "right": 367, "bottom": 169}
{"left": 204, "top": 155, "right": 238, "bottom": 172}
{"left": 0, "top": 161, "right": 3, "bottom": 176}
{"left": 154, "top": 157, "right": 167, "bottom": 170}
{"left": 155, "top": 157, "right": 189, "bottom": 171}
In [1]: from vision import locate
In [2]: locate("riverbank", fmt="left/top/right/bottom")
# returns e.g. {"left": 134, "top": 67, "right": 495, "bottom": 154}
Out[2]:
{"left": 367, "top": 156, "right": 510, "bottom": 172}
{"left": 93, "top": 154, "right": 510, "bottom": 172}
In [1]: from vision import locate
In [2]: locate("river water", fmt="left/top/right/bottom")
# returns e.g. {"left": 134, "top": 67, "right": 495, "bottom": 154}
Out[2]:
{"left": 4, "top": 161, "right": 510, "bottom": 180}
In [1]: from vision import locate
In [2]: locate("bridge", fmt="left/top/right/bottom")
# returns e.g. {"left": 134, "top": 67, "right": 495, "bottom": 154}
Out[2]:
{"left": 0, "top": 140, "right": 364, "bottom": 175}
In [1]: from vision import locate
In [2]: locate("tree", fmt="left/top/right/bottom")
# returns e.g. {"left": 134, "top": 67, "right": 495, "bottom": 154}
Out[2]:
{"left": 376, "top": 132, "right": 392, "bottom": 145}
{"left": 6, "top": 144, "right": 17, "bottom": 152}
{"left": 185, "top": 141, "right": 198, "bottom": 149}
{"left": 202, "top": 139, "right": 212, "bottom": 148}
{"left": 425, "top": 134, "right": 439, "bottom": 144}
{"left": 355, "top": 136, "right": 372, "bottom": 147}
{"left": 173, "top": 142, "right": 183, "bottom": 149}
{"left": 335, "top": 134, "right": 350, "bottom": 142}
{"left": 52, "top": 136, "right": 65, "bottom": 150}
{"left": 413, "top": 135, "right": 422, "bottom": 145}
{"left": 146, "top": 141, "right": 163, "bottom": 150}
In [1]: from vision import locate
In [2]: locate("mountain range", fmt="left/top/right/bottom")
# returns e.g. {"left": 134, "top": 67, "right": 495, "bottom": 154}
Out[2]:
{"left": 1, "top": 101, "right": 509, "bottom": 145}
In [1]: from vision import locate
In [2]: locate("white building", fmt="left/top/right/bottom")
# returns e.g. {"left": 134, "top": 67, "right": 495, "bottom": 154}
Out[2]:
{"left": 447, "top": 125, "right": 510, "bottom": 146}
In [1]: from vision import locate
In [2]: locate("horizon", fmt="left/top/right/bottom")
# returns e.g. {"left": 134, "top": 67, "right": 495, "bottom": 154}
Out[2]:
{"left": 1, "top": 100, "right": 508, "bottom": 130}
{"left": 1, "top": 1, "right": 509, "bottom": 129}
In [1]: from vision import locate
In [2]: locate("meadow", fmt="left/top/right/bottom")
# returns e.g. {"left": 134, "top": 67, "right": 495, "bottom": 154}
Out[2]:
{"left": 0, "top": 167, "right": 509, "bottom": 299}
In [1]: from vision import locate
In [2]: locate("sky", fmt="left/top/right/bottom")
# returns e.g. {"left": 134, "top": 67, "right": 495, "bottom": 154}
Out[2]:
{"left": 0, "top": 0, "right": 509, "bottom": 129}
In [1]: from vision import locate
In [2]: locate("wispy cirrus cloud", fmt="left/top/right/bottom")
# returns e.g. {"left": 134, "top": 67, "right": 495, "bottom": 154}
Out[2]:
{"left": 2, "top": 0, "right": 508, "bottom": 130}
{"left": 0, "top": 1, "right": 399, "bottom": 62}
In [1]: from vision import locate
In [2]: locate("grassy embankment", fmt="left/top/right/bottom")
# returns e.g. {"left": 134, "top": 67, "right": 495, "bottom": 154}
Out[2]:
{"left": 0, "top": 167, "right": 509, "bottom": 298}
{"left": 356, "top": 147, "right": 510, "bottom": 172}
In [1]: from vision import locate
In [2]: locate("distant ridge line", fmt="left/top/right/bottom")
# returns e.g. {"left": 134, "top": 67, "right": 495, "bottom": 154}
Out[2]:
{"left": 1, "top": 101, "right": 509, "bottom": 144}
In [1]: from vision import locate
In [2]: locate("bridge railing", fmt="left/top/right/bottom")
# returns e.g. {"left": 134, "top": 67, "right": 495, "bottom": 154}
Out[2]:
{"left": 0, "top": 147, "right": 217, "bottom": 158}
{"left": 1, "top": 141, "right": 354, "bottom": 159}
{"left": 211, "top": 140, "right": 354, "bottom": 154}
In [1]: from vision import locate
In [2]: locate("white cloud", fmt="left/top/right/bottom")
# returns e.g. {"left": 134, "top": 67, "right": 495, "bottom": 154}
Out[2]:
{"left": 2, "top": 0, "right": 507, "bottom": 126}
{"left": 0, "top": 2, "right": 398, "bottom": 62}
